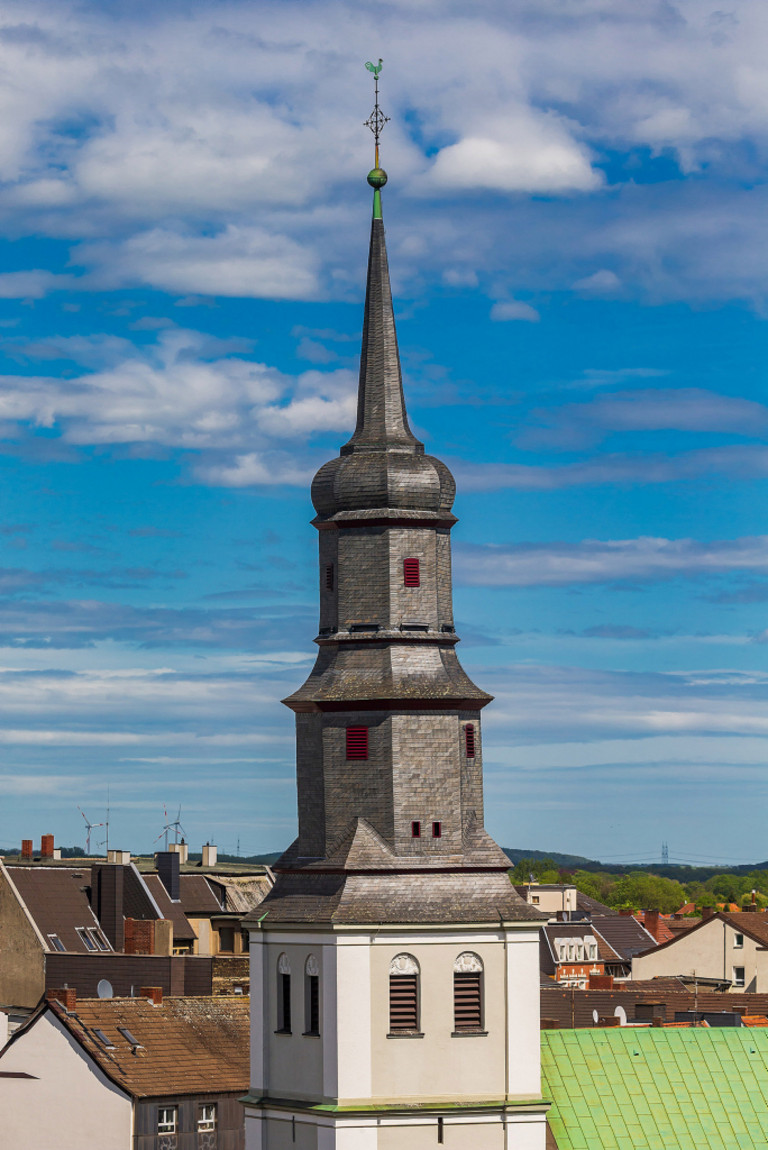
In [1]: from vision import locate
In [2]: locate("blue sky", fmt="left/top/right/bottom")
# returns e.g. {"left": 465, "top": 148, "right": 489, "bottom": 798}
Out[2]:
{"left": 1, "top": 0, "right": 767, "bottom": 864}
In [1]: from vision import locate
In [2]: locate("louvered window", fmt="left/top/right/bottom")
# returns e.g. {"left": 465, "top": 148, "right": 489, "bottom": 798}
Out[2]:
{"left": 411, "top": 820, "right": 421, "bottom": 838}
{"left": 325, "top": 564, "right": 334, "bottom": 591}
{"left": 464, "top": 724, "right": 476, "bottom": 758}
{"left": 454, "top": 973, "right": 482, "bottom": 1030}
{"left": 432, "top": 821, "right": 442, "bottom": 838}
{"left": 346, "top": 726, "right": 368, "bottom": 760}
{"left": 403, "top": 557, "right": 420, "bottom": 587}
{"left": 389, "top": 975, "right": 418, "bottom": 1031}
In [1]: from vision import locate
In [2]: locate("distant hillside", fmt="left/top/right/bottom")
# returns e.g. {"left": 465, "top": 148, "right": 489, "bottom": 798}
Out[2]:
{"left": 503, "top": 847, "right": 768, "bottom": 883}
{"left": 503, "top": 847, "right": 603, "bottom": 869}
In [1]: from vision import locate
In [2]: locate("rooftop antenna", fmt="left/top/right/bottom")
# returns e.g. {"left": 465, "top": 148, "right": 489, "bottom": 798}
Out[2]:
{"left": 77, "top": 807, "right": 104, "bottom": 857}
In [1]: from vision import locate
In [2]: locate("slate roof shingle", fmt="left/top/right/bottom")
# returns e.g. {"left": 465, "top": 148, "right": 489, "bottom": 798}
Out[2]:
{"left": 4, "top": 866, "right": 107, "bottom": 954}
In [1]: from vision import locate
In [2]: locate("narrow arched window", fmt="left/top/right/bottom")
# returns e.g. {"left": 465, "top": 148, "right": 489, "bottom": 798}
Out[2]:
{"left": 389, "top": 953, "right": 420, "bottom": 1033}
{"left": 277, "top": 953, "right": 291, "bottom": 1033}
{"left": 304, "top": 954, "right": 320, "bottom": 1036}
{"left": 453, "top": 952, "right": 483, "bottom": 1032}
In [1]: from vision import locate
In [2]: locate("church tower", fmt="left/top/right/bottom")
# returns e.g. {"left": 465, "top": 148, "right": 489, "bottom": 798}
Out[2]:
{"left": 243, "top": 67, "right": 548, "bottom": 1150}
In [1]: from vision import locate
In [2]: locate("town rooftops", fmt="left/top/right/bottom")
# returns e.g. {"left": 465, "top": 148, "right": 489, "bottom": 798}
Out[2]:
{"left": 2, "top": 864, "right": 110, "bottom": 954}
{"left": 541, "top": 923, "right": 622, "bottom": 968}
{"left": 635, "top": 910, "right": 768, "bottom": 960}
{"left": 10, "top": 995, "right": 249, "bottom": 1098}
{"left": 591, "top": 913, "right": 657, "bottom": 959}
{"left": 542, "top": 1025, "right": 768, "bottom": 1149}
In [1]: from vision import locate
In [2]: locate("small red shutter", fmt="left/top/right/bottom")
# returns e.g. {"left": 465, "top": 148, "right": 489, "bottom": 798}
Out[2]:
{"left": 453, "top": 972, "right": 482, "bottom": 1030}
{"left": 325, "top": 564, "right": 334, "bottom": 591}
{"left": 389, "top": 975, "right": 418, "bottom": 1031}
{"left": 403, "top": 558, "right": 420, "bottom": 587}
{"left": 464, "top": 724, "right": 476, "bottom": 758}
{"left": 411, "top": 821, "right": 421, "bottom": 838}
{"left": 346, "top": 726, "right": 368, "bottom": 760}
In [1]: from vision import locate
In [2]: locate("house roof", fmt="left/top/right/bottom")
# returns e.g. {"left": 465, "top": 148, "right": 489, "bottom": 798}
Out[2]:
{"left": 543, "top": 1026, "right": 768, "bottom": 1149}
{"left": 635, "top": 911, "right": 768, "bottom": 961}
{"left": 142, "top": 876, "right": 196, "bottom": 942}
{"left": 177, "top": 875, "right": 223, "bottom": 916}
{"left": 3, "top": 865, "right": 108, "bottom": 954}
{"left": 633, "top": 911, "right": 675, "bottom": 945}
{"left": 587, "top": 914, "right": 658, "bottom": 958}
{"left": 575, "top": 891, "right": 615, "bottom": 916}
{"left": 35, "top": 996, "right": 249, "bottom": 1098}
{"left": 542, "top": 923, "right": 622, "bottom": 965}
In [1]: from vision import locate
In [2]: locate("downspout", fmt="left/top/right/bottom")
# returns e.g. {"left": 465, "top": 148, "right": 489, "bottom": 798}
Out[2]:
{"left": 502, "top": 920, "right": 509, "bottom": 1150}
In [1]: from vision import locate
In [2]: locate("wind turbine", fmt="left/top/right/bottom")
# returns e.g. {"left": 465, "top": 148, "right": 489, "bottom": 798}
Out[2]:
{"left": 154, "top": 805, "right": 187, "bottom": 852}
{"left": 78, "top": 807, "right": 104, "bottom": 857}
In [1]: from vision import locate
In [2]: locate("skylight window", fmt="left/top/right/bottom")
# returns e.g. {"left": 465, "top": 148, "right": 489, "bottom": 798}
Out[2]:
{"left": 88, "top": 928, "right": 110, "bottom": 951}
{"left": 76, "top": 928, "right": 97, "bottom": 952}
{"left": 118, "top": 1026, "right": 143, "bottom": 1047}
{"left": 93, "top": 1029, "right": 116, "bottom": 1050}
{"left": 48, "top": 934, "right": 66, "bottom": 952}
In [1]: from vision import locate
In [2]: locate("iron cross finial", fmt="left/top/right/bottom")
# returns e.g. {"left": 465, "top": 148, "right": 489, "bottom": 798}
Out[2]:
{"left": 364, "top": 58, "right": 390, "bottom": 169}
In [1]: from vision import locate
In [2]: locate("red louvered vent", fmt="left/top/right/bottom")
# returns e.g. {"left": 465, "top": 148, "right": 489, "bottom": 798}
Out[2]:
{"left": 411, "top": 821, "right": 421, "bottom": 838}
{"left": 432, "top": 821, "right": 442, "bottom": 838}
{"left": 403, "top": 558, "right": 420, "bottom": 587}
{"left": 389, "top": 975, "right": 418, "bottom": 1032}
{"left": 464, "top": 724, "right": 476, "bottom": 758}
{"left": 346, "top": 726, "right": 368, "bottom": 760}
{"left": 453, "top": 972, "right": 482, "bottom": 1030}
{"left": 325, "top": 564, "right": 334, "bottom": 591}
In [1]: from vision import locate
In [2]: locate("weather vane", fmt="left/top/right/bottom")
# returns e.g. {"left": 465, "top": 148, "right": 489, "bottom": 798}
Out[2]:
{"left": 364, "top": 59, "right": 390, "bottom": 170}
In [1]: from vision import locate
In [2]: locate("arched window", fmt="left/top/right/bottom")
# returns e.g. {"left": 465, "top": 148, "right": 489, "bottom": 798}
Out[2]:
{"left": 277, "top": 953, "right": 291, "bottom": 1033}
{"left": 304, "top": 954, "right": 320, "bottom": 1036}
{"left": 453, "top": 952, "right": 483, "bottom": 1032}
{"left": 389, "top": 953, "right": 420, "bottom": 1033}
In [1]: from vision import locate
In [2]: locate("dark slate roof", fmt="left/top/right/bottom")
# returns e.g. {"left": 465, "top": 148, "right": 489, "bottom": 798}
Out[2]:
{"left": 247, "top": 867, "right": 544, "bottom": 927}
{"left": 142, "top": 876, "right": 196, "bottom": 941}
{"left": 4, "top": 865, "right": 107, "bottom": 954}
{"left": 541, "top": 923, "right": 622, "bottom": 966}
{"left": 178, "top": 875, "right": 223, "bottom": 916}
{"left": 576, "top": 892, "right": 615, "bottom": 916}
{"left": 590, "top": 914, "right": 657, "bottom": 960}
{"left": 19, "top": 996, "right": 249, "bottom": 1098}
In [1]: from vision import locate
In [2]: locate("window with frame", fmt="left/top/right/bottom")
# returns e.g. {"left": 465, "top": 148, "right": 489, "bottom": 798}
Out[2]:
{"left": 403, "top": 557, "right": 420, "bottom": 587}
{"left": 304, "top": 954, "right": 320, "bottom": 1035}
{"left": 411, "top": 820, "right": 421, "bottom": 838}
{"left": 389, "top": 953, "right": 420, "bottom": 1033}
{"left": 88, "top": 927, "right": 110, "bottom": 951}
{"left": 47, "top": 934, "right": 66, "bottom": 952}
{"left": 157, "top": 1106, "right": 178, "bottom": 1134}
{"left": 76, "top": 927, "right": 96, "bottom": 951}
{"left": 733, "top": 966, "right": 746, "bottom": 987}
{"left": 432, "top": 821, "right": 442, "bottom": 838}
{"left": 734, "top": 933, "right": 744, "bottom": 949}
{"left": 464, "top": 724, "right": 476, "bottom": 758}
{"left": 453, "top": 952, "right": 483, "bottom": 1032}
{"left": 277, "top": 954, "right": 292, "bottom": 1033}
{"left": 198, "top": 1103, "right": 217, "bottom": 1131}
{"left": 346, "top": 726, "right": 368, "bottom": 760}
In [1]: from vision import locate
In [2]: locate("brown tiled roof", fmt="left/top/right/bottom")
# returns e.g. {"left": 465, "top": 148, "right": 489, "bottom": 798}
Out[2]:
{"left": 44, "top": 996, "right": 248, "bottom": 1097}
{"left": 4, "top": 865, "right": 107, "bottom": 954}
{"left": 178, "top": 875, "right": 223, "bottom": 916}
{"left": 634, "top": 911, "right": 768, "bottom": 960}
{"left": 142, "top": 876, "right": 196, "bottom": 942}
{"left": 632, "top": 911, "right": 675, "bottom": 945}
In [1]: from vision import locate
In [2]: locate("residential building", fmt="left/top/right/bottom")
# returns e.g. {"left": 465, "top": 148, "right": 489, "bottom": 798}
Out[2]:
{"left": 542, "top": 1026, "right": 768, "bottom": 1148}
{"left": 0, "top": 988, "right": 248, "bottom": 1149}
{"left": 515, "top": 884, "right": 579, "bottom": 916}
{"left": 632, "top": 911, "right": 768, "bottom": 991}
{"left": 540, "top": 924, "right": 620, "bottom": 988}
{"left": 242, "top": 145, "right": 548, "bottom": 1145}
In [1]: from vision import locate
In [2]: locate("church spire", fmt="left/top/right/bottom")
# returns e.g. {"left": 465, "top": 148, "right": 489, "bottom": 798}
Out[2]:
{"left": 343, "top": 61, "right": 421, "bottom": 455}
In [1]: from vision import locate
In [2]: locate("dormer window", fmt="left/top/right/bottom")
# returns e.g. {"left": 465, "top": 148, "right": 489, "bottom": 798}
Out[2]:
{"left": 403, "top": 558, "right": 420, "bottom": 587}
{"left": 346, "top": 726, "right": 368, "bottom": 760}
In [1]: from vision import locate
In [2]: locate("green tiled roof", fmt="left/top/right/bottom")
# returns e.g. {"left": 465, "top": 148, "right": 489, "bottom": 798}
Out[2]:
{"left": 542, "top": 1027, "right": 768, "bottom": 1149}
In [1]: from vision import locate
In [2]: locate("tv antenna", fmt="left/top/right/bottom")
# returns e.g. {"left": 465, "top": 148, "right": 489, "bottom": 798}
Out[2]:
{"left": 78, "top": 807, "right": 104, "bottom": 857}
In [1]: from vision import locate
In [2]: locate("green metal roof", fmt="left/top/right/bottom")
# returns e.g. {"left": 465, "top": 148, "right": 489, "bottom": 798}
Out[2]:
{"left": 542, "top": 1027, "right": 768, "bottom": 1149}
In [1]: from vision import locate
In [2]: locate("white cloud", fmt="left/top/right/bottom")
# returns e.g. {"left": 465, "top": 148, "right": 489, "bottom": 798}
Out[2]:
{"left": 573, "top": 269, "right": 621, "bottom": 294}
{"left": 490, "top": 299, "right": 540, "bottom": 322}
{"left": 455, "top": 535, "right": 768, "bottom": 587}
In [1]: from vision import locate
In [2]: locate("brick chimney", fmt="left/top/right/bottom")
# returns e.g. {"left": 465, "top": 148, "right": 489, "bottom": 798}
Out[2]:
{"left": 701, "top": 905, "right": 714, "bottom": 919}
{"left": 124, "top": 918, "right": 155, "bottom": 955}
{"left": 47, "top": 987, "right": 76, "bottom": 1012}
{"left": 588, "top": 974, "right": 614, "bottom": 990}
{"left": 644, "top": 910, "right": 660, "bottom": 940}
{"left": 40, "top": 834, "right": 54, "bottom": 859}
{"left": 139, "top": 986, "right": 163, "bottom": 1006}
{"left": 619, "top": 907, "right": 633, "bottom": 916}
{"left": 20, "top": 839, "right": 33, "bottom": 859}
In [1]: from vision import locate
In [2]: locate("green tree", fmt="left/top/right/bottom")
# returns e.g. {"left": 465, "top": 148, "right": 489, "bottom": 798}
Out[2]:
{"left": 608, "top": 872, "right": 686, "bottom": 913}
{"left": 511, "top": 857, "right": 557, "bottom": 884}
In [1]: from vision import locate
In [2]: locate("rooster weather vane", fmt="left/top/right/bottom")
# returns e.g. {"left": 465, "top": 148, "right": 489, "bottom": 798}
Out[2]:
{"left": 364, "top": 58, "right": 389, "bottom": 170}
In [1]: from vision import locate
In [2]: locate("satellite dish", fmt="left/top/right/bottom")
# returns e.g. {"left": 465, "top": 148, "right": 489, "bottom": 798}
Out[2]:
{"left": 592, "top": 1009, "right": 599, "bottom": 1024}
{"left": 614, "top": 1006, "right": 627, "bottom": 1026}
{"left": 97, "top": 979, "right": 113, "bottom": 999}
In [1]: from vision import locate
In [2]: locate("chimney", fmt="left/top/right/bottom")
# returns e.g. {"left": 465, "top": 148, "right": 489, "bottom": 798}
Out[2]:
{"left": 40, "top": 834, "right": 54, "bottom": 859}
{"left": 139, "top": 986, "right": 163, "bottom": 1006}
{"left": 124, "top": 918, "right": 155, "bottom": 955}
{"left": 701, "top": 905, "right": 714, "bottom": 919}
{"left": 588, "top": 974, "right": 614, "bottom": 990}
{"left": 108, "top": 849, "right": 131, "bottom": 865}
{"left": 202, "top": 843, "right": 218, "bottom": 868}
{"left": 90, "top": 862, "right": 126, "bottom": 950}
{"left": 644, "top": 910, "right": 660, "bottom": 940}
{"left": 47, "top": 987, "right": 76, "bottom": 1012}
{"left": 168, "top": 841, "right": 188, "bottom": 864}
{"left": 20, "top": 839, "right": 33, "bottom": 859}
{"left": 52, "top": 848, "right": 62, "bottom": 860}
{"left": 619, "top": 907, "right": 633, "bottom": 916}
{"left": 156, "top": 851, "right": 180, "bottom": 900}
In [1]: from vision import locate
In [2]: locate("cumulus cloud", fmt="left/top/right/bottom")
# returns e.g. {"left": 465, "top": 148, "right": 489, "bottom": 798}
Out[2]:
{"left": 490, "top": 299, "right": 540, "bottom": 322}
{"left": 454, "top": 535, "right": 768, "bottom": 587}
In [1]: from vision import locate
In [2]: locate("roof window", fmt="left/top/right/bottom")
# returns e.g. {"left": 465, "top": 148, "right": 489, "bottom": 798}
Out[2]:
{"left": 48, "top": 934, "right": 66, "bottom": 952}
{"left": 118, "top": 1026, "right": 143, "bottom": 1048}
{"left": 93, "top": 1029, "right": 115, "bottom": 1050}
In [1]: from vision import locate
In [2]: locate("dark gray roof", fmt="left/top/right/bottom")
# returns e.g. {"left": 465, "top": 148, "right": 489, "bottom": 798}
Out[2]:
{"left": 590, "top": 914, "right": 656, "bottom": 960}
{"left": 4, "top": 865, "right": 106, "bottom": 954}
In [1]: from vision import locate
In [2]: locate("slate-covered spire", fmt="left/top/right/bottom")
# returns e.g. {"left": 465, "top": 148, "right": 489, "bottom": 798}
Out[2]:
{"left": 343, "top": 196, "right": 422, "bottom": 455}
